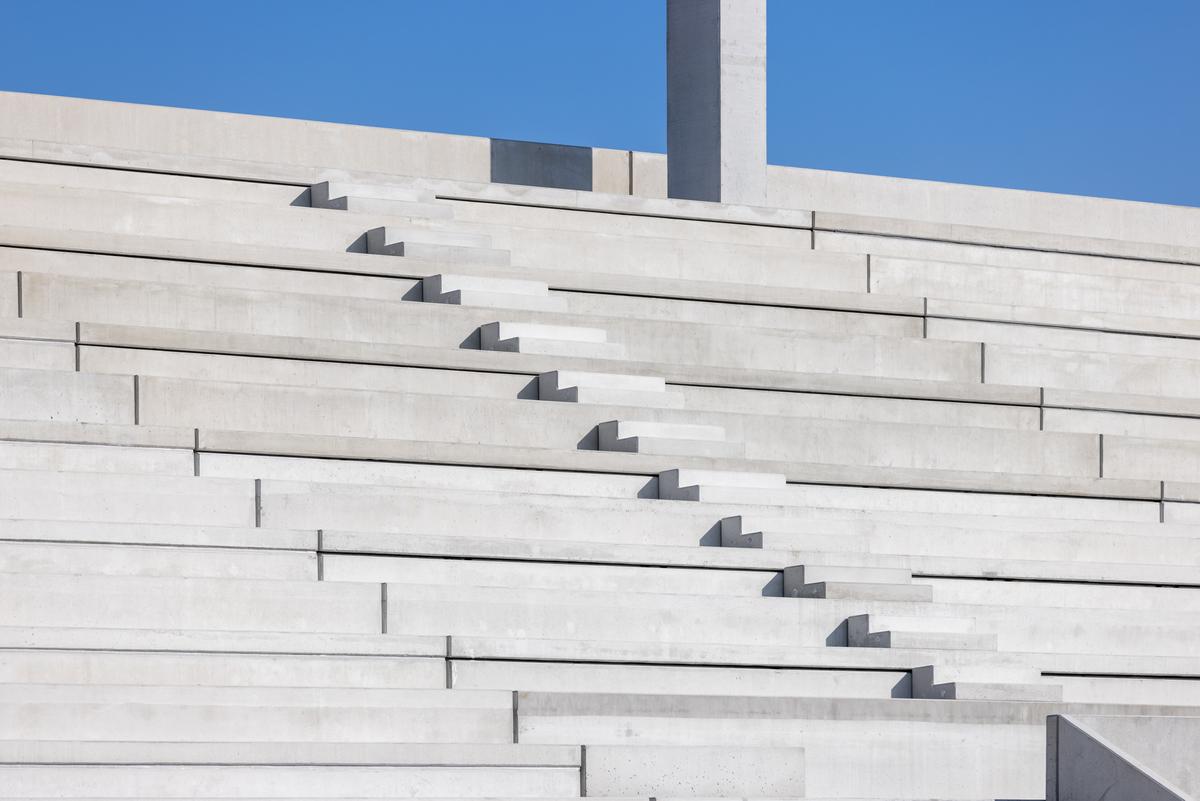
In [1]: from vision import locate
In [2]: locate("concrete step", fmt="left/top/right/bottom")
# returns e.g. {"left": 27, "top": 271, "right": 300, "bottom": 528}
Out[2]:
{"left": 783, "top": 563, "right": 928, "bottom": 602}
{"left": 490, "top": 336, "right": 625, "bottom": 359}
{"left": 0, "top": 540, "right": 316, "bottom": 581}
{"left": 658, "top": 468, "right": 787, "bottom": 501}
{"left": 797, "top": 581, "right": 933, "bottom": 602}
{"left": 911, "top": 665, "right": 1062, "bottom": 702}
{"left": 0, "top": 625, "right": 442, "bottom": 659}
{"left": 538, "top": 370, "right": 684, "bottom": 407}
{"left": 310, "top": 183, "right": 453, "bottom": 219}
{"left": 598, "top": 419, "right": 741, "bottom": 457}
{"left": 364, "top": 227, "right": 511, "bottom": 268}
{"left": 325, "top": 193, "right": 455, "bottom": 219}
{"left": 321, "top": 553, "right": 779, "bottom": 598}
{"left": 364, "top": 224, "right": 493, "bottom": 251}
{"left": 424, "top": 273, "right": 550, "bottom": 298}
{"left": 482, "top": 321, "right": 624, "bottom": 357}
{"left": 0, "top": 468, "right": 255, "bottom": 527}
{"left": 311, "top": 180, "right": 434, "bottom": 205}
{"left": 0, "top": 740, "right": 577, "bottom": 766}
{"left": 422, "top": 273, "right": 567, "bottom": 312}
{"left": 320, "top": 528, "right": 799, "bottom": 575}
{"left": 784, "top": 563, "right": 914, "bottom": 588}
{"left": 0, "top": 518, "right": 315, "bottom": 551}
{"left": 0, "top": 572, "right": 380, "bottom": 633}
{"left": 847, "top": 612, "right": 995, "bottom": 651}
{"left": 0, "top": 684, "right": 514, "bottom": 744}
{"left": 429, "top": 288, "right": 568, "bottom": 312}
{"left": 848, "top": 613, "right": 977, "bottom": 638}
{"left": 450, "top": 657, "right": 906, "bottom": 698}
{"left": 923, "top": 678, "right": 1063, "bottom": 702}
{"left": 0, "top": 765, "right": 577, "bottom": 798}
{"left": 481, "top": 321, "right": 609, "bottom": 345}
{"left": 718, "top": 515, "right": 1200, "bottom": 585}
{"left": 863, "top": 630, "right": 998, "bottom": 651}
{"left": 0, "top": 649, "right": 444, "bottom": 689}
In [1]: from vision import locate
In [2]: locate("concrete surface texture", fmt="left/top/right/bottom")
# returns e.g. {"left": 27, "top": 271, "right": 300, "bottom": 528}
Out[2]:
{"left": 667, "top": 0, "right": 768, "bottom": 205}
{"left": 1046, "top": 715, "right": 1195, "bottom": 800}
{"left": 0, "top": 85, "right": 1197, "bottom": 799}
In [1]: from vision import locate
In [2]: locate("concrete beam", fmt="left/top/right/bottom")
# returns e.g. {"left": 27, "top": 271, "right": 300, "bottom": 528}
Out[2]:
{"left": 667, "top": 0, "right": 767, "bottom": 204}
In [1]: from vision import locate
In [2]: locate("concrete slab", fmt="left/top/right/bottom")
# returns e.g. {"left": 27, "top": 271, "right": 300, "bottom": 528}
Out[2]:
{"left": 583, "top": 744, "right": 803, "bottom": 797}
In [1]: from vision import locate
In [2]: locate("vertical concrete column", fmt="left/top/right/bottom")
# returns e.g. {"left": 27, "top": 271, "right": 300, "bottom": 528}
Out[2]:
{"left": 667, "top": 0, "right": 767, "bottom": 205}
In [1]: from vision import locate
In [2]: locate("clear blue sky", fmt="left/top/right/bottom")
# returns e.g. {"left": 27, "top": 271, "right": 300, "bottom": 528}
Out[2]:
{"left": 2, "top": 1, "right": 1198, "bottom": 206}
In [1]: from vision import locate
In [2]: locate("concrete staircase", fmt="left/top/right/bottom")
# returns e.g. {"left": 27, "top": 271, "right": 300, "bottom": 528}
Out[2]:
{"left": 0, "top": 90, "right": 1199, "bottom": 799}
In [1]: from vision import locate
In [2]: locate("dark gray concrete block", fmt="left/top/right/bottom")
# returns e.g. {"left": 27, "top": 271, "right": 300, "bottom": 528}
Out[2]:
{"left": 490, "top": 138, "right": 592, "bottom": 190}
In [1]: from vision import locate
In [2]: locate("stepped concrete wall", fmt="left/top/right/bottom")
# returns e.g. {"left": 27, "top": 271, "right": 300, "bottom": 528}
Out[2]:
{"left": 0, "top": 89, "right": 1196, "bottom": 799}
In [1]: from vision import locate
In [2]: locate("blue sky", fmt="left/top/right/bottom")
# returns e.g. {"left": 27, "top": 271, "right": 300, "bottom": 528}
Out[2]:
{"left": 2, "top": 1, "right": 1198, "bottom": 206}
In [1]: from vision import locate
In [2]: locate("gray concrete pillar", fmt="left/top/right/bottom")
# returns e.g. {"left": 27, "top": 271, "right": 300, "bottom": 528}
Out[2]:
{"left": 667, "top": 0, "right": 767, "bottom": 205}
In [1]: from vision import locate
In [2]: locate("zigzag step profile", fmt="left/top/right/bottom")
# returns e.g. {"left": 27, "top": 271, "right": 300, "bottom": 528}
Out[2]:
{"left": 847, "top": 613, "right": 996, "bottom": 651}
{"left": 480, "top": 322, "right": 624, "bottom": 358}
{"left": 783, "top": 564, "right": 929, "bottom": 602}
{"left": 365, "top": 227, "right": 510, "bottom": 266}
{"left": 657, "top": 468, "right": 787, "bottom": 501}
{"left": 912, "top": 664, "right": 1063, "bottom": 702}
{"left": 309, "top": 180, "right": 451, "bottom": 219}
{"left": 598, "top": 420, "right": 741, "bottom": 458}
{"left": 538, "top": 371, "right": 684, "bottom": 408}
{"left": 311, "top": 180, "right": 435, "bottom": 205}
{"left": 422, "top": 274, "right": 567, "bottom": 312}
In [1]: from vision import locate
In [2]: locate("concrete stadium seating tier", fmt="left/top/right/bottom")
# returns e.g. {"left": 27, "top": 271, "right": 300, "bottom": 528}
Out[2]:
{"left": 0, "top": 90, "right": 1199, "bottom": 799}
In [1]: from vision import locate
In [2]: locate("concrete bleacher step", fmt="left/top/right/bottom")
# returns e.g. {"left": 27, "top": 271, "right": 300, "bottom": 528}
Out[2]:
{"left": 481, "top": 321, "right": 625, "bottom": 358}
{"left": 311, "top": 180, "right": 436, "bottom": 206}
{"left": 847, "top": 613, "right": 996, "bottom": 651}
{"left": 0, "top": 684, "right": 514, "bottom": 744}
{"left": 365, "top": 226, "right": 510, "bottom": 266}
{"left": 597, "top": 419, "right": 742, "bottom": 457}
{"left": 0, "top": 766, "right": 578, "bottom": 799}
{"left": 800, "top": 580, "right": 933, "bottom": 602}
{"left": 657, "top": 468, "right": 788, "bottom": 501}
{"left": 0, "top": 744, "right": 794, "bottom": 799}
{"left": 320, "top": 552, "right": 778, "bottom": 598}
{"left": 784, "top": 564, "right": 930, "bottom": 602}
{"left": 0, "top": 468, "right": 255, "bottom": 527}
{"left": 538, "top": 370, "right": 683, "bottom": 407}
{"left": 0, "top": 572, "right": 380, "bottom": 633}
{"left": 0, "top": 648, "right": 444, "bottom": 689}
{"left": 0, "top": 518, "right": 315, "bottom": 551}
{"left": 911, "top": 664, "right": 1063, "bottom": 702}
{"left": 421, "top": 273, "right": 567, "bottom": 312}
{"left": 450, "top": 655, "right": 907, "bottom": 698}
{"left": 0, "top": 540, "right": 316, "bottom": 581}
{"left": 0, "top": 740, "right": 577, "bottom": 767}
{"left": 0, "top": 625, "right": 444, "bottom": 660}
{"left": 364, "top": 224, "right": 494, "bottom": 251}
{"left": 309, "top": 179, "right": 450, "bottom": 218}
